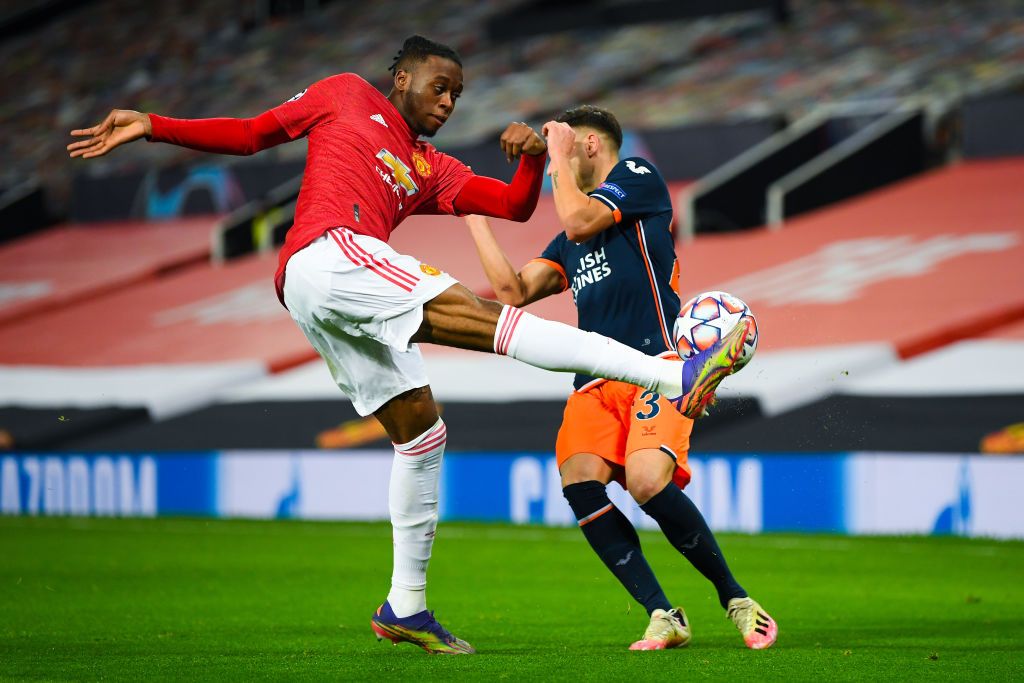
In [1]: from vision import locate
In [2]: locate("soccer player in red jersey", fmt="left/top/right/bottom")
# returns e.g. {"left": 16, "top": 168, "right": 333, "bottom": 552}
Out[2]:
{"left": 466, "top": 106, "right": 774, "bottom": 650}
{"left": 68, "top": 36, "right": 747, "bottom": 654}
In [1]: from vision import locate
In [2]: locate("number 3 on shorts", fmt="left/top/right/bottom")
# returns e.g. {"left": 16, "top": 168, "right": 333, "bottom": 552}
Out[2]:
{"left": 635, "top": 390, "right": 661, "bottom": 420}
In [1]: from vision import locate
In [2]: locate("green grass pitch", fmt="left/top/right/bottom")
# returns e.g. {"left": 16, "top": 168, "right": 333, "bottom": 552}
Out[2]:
{"left": 1, "top": 517, "right": 1023, "bottom": 681}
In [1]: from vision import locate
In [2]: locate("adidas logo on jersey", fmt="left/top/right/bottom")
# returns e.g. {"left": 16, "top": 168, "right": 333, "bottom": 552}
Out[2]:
{"left": 370, "top": 113, "right": 388, "bottom": 128}
{"left": 626, "top": 160, "right": 651, "bottom": 175}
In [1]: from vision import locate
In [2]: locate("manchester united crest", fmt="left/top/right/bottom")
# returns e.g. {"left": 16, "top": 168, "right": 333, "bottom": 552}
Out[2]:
{"left": 412, "top": 151, "right": 432, "bottom": 178}
{"left": 420, "top": 263, "right": 442, "bottom": 276}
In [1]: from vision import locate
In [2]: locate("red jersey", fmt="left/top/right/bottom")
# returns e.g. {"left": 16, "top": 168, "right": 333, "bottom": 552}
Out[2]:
{"left": 148, "top": 72, "right": 545, "bottom": 304}
{"left": 267, "top": 74, "right": 474, "bottom": 301}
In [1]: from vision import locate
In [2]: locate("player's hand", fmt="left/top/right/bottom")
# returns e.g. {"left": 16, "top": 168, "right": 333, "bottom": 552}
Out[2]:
{"left": 67, "top": 110, "right": 152, "bottom": 159}
{"left": 499, "top": 122, "right": 546, "bottom": 163}
{"left": 541, "top": 121, "right": 575, "bottom": 163}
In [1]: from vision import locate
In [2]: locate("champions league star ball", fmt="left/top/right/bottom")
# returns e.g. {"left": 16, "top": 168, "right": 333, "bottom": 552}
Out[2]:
{"left": 674, "top": 290, "right": 758, "bottom": 369}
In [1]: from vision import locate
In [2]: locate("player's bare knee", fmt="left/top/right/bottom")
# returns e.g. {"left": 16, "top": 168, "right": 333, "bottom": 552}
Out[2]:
{"left": 374, "top": 386, "right": 440, "bottom": 444}
{"left": 560, "top": 468, "right": 593, "bottom": 488}
{"left": 560, "top": 453, "right": 612, "bottom": 487}
{"left": 625, "top": 468, "right": 670, "bottom": 505}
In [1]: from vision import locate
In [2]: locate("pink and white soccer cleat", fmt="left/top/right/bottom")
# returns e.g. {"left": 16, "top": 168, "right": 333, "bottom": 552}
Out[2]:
{"left": 629, "top": 607, "right": 691, "bottom": 651}
{"left": 727, "top": 597, "right": 778, "bottom": 650}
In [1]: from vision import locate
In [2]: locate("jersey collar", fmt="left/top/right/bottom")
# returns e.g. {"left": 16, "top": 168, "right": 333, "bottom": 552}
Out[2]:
{"left": 377, "top": 91, "right": 420, "bottom": 144}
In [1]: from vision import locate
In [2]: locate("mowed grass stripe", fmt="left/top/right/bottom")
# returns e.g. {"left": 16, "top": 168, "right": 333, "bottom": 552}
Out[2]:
{"left": 1, "top": 517, "right": 1022, "bottom": 681}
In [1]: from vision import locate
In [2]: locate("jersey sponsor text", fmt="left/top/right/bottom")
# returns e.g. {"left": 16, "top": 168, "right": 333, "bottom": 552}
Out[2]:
{"left": 571, "top": 247, "right": 612, "bottom": 298}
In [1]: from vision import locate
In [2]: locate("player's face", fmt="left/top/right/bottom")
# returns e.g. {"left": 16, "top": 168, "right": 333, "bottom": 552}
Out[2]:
{"left": 567, "top": 129, "right": 594, "bottom": 188}
{"left": 399, "top": 56, "right": 464, "bottom": 137}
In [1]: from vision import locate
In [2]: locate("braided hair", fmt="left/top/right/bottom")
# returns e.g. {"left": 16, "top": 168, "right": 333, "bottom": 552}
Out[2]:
{"left": 388, "top": 35, "right": 462, "bottom": 75}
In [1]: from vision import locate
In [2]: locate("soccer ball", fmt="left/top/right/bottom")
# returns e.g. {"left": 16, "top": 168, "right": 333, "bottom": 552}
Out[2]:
{"left": 674, "top": 290, "right": 758, "bottom": 368}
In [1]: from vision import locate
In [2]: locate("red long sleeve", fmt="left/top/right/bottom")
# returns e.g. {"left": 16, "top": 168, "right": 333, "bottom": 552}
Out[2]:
{"left": 147, "top": 110, "right": 292, "bottom": 155}
{"left": 452, "top": 151, "right": 546, "bottom": 222}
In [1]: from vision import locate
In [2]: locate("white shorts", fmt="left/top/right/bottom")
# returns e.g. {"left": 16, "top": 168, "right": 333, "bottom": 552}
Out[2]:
{"left": 283, "top": 227, "right": 458, "bottom": 416}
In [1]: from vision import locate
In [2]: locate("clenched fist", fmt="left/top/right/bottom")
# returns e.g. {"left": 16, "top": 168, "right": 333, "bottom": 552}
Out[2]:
{"left": 541, "top": 120, "right": 575, "bottom": 162}
{"left": 499, "top": 122, "right": 546, "bottom": 163}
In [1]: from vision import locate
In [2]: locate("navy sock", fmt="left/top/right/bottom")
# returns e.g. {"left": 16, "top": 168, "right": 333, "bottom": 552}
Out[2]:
{"left": 563, "top": 481, "right": 672, "bottom": 615}
{"left": 640, "top": 483, "right": 747, "bottom": 609}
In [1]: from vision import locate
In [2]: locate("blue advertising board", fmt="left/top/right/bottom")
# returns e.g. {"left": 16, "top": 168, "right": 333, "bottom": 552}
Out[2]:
{"left": 0, "top": 453, "right": 217, "bottom": 517}
{"left": 2, "top": 451, "right": 1022, "bottom": 539}
{"left": 441, "top": 452, "right": 847, "bottom": 534}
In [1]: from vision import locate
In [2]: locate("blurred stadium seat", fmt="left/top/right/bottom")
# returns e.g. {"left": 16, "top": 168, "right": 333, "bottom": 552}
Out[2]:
{"left": 0, "top": 216, "right": 215, "bottom": 325}
{"left": 4, "top": 0, "right": 1022, "bottom": 219}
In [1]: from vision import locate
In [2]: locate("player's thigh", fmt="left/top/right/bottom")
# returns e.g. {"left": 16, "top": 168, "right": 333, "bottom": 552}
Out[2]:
{"left": 624, "top": 387, "right": 694, "bottom": 503}
{"left": 285, "top": 229, "right": 458, "bottom": 352}
{"left": 560, "top": 452, "right": 617, "bottom": 487}
{"left": 555, "top": 383, "right": 630, "bottom": 487}
{"left": 414, "top": 283, "right": 503, "bottom": 352}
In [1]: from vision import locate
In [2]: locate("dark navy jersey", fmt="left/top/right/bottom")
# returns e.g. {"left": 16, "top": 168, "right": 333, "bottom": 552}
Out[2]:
{"left": 534, "top": 156, "right": 680, "bottom": 390}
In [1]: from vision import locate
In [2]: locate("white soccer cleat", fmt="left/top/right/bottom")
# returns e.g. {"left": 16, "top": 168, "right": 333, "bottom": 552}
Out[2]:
{"left": 727, "top": 597, "right": 778, "bottom": 650}
{"left": 629, "top": 607, "right": 692, "bottom": 650}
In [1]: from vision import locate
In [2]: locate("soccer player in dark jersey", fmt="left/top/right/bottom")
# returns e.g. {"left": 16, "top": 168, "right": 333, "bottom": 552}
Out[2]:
{"left": 68, "top": 37, "right": 750, "bottom": 655}
{"left": 466, "top": 105, "right": 775, "bottom": 650}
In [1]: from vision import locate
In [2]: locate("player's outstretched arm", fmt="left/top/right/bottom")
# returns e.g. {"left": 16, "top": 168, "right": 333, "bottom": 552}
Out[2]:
{"left": 67, "top": 110, "right": 151, "bottom": 159}
{"left": 69, "top": 109, "right": 293, "bottom": 160}
{"left": 465, "top": 215, "right": 564, "bottom": 307}
{"left": 542, "top": 120, "right": 615, "bottom": 242}
{"left": 452, "top": 123, "right": 547, "bottom": 222}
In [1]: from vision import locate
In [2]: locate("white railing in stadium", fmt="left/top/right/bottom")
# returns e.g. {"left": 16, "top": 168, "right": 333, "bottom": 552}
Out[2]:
{"left": 679, "top": 98, "right": 920, "bottom": 241}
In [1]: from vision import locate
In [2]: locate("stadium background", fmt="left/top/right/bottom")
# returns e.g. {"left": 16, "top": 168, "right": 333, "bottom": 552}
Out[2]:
{"left": 1, "top": 0, "right": 1024, "bottom": 676}
{"left": 2, "top": 1, "right": 1024, "bottom": 679}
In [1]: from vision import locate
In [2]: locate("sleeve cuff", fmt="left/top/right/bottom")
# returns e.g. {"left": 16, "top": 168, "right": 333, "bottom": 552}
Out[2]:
{"left": 589, "top": 192, "right": 622, "bottom": 223}
{"left": 523, "top": 150, "right": 548, "bottom": 168}
{"left": 147, "top": 113, "right": 167, "bottom": 142}
{"left": 528, "top": 257, "right": 569, "bottom": 292}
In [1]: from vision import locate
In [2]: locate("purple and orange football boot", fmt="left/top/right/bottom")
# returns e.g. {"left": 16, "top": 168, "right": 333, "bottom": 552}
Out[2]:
{"left": 675, "top": 318, "right": 753, "bottom": 419}
{"left": 370, "top": 602, "right": 476, "bottom": 655}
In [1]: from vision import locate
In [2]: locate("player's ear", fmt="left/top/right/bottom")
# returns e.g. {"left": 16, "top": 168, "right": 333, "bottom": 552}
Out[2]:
{"left": 586, "top": 132, "right": 601, "bottom": 158}
{"left": 393, "top": 68, "right": 411, "bottom": 93}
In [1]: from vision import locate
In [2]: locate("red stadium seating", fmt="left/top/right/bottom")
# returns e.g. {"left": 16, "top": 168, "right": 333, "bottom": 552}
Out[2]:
{"left": 0, "top": 217, "right": 216, "bottom": 326}
{"left": 673, "top": 158, "right": 1024, "bottom": 357}
{"left": 3, "top": 162, "right": 1022, "bottom": 451}
{"left": 981, "top": 318, "right": 1024, "bottom": 340}
{"left": 0, "top": 252, "right": 310, "bottom": 368}
{"left": 2, "top": 161, "right": 1022, "bottom": 370}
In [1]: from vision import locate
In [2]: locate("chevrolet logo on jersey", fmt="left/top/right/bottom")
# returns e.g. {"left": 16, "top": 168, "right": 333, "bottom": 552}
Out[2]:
{"left": 376, "top": 149, "right": 419, "bottom": 196}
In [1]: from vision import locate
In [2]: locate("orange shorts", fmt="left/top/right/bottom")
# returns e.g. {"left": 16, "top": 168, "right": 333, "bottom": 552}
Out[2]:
{"left": 555, "top": 379, "right": 693, "bottom": 490}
